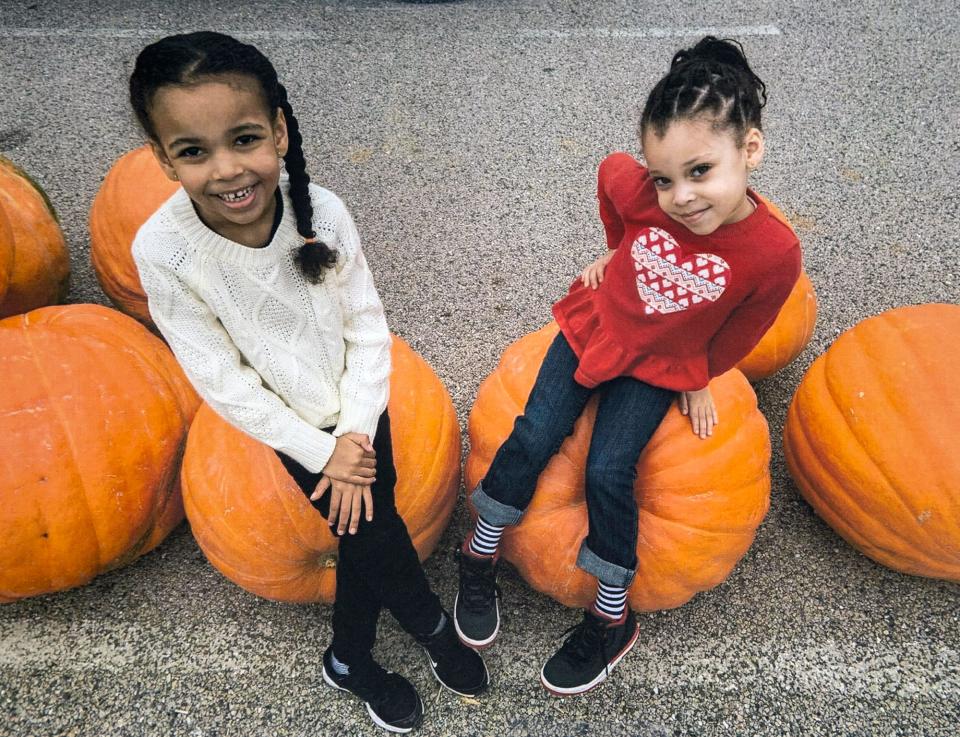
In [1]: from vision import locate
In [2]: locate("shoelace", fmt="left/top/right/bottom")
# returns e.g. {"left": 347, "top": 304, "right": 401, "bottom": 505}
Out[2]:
{"left": 556, "top": 612, "right": 611, "bottom": 673}
{"left": 458, "top": 551, "right": 501, "bottom": 613}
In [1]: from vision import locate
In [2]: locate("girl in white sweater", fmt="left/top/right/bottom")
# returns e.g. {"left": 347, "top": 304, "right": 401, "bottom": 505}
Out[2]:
{"left": 129, "top": 31, "right": 487, "bottom": 734}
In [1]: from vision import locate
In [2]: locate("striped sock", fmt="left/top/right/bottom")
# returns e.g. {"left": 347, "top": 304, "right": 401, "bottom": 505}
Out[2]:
{"left": 594, "top": 580, "right": 627, "bottom": 620}
{"left": 468, "top": 516, "right": 504, "bottom": 557}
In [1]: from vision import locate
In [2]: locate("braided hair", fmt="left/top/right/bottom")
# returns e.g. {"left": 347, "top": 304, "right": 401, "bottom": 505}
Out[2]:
{"left": 129, "top": 31, "right": 337, "bottom": 283}
{"left": 640, "top": 36, "right": 767, "bottom": 146}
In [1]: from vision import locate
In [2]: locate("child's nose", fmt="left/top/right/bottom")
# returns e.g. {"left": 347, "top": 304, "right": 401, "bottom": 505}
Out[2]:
{"left": 211, "top": 151, "right": 243, "bottom": 180}
{"left": 672, "top": 183, "right": 695, "bottom": 207}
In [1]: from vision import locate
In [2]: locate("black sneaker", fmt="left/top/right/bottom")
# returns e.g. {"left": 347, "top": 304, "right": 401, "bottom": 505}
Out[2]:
{"left": 454, "top": 540, "right": 501, "bottom": 648}
{"left": 415, "top": 610, "right": 490, "bottom": 697}
{"left": 540, "top": 608, "right": 639, "bottom": 696}
{"left": 322, "top": 647, "right": 423, "bottom": 733}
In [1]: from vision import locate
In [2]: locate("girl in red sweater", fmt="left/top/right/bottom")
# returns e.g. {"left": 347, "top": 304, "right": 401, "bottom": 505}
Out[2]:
{"left": 454, "top": 36, "right": 801, "bottom": 696}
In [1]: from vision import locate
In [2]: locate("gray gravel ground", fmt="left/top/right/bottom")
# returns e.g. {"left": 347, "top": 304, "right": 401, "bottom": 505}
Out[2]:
{"left": 1, "top": 1, "right": 959, "bottom": 735}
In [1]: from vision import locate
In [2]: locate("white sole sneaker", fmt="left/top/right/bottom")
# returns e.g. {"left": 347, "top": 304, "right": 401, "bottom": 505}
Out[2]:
{"left": 322, "top": 663, "right": 423, "bottom": 733}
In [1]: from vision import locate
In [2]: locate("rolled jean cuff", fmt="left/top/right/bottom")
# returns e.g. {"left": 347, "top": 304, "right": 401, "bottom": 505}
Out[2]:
{"left": 576, "top": 541, "right": 636, "bottom": 588}
{"left": 470, "top": 482, "right": 524, "bottom": 526}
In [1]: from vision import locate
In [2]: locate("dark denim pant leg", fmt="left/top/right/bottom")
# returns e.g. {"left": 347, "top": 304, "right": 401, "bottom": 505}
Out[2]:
{"left": 277, "top": 412, "right": 443, "bottom": 664}
{"left": 472, "top": 331, "right": 593, "bottom": 525}
{"left": 575, "top": 376, "right": 676, "bottom": 588}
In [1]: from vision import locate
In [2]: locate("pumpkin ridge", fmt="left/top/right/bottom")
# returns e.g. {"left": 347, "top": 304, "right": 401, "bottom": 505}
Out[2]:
{"left": 785, "top": 385, "right": 884, "bottom": 555}
{"left": 831, "top": 329, "right": 957, "bottom": 563}
{"left": 876, "top": 314, "right": 960, "bottom": 565}
{"left": 789, "top": 369, "right": 945, "bottom": 571}
{"left": 886, "top": 309, "right": 960, "bottom": 471}
{"left": 268, "top": 452, "right": 335, "bottom": 559}
{"left": 638, "top": 509, "right": 760, "bottom": 536}
{"left": 20, "top": 319, "right": 106, "bottom": 574}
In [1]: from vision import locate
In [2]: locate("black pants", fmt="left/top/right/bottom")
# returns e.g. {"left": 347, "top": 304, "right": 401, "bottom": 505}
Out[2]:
{"left": 276, "top": 411, "right": 443, "bottom": 664}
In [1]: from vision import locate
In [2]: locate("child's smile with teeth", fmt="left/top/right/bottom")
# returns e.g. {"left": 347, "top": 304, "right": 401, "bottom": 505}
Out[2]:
{"left": 218, "top": 185, "right": 255, "bottom": 203}
{"left": 147, "top": 76, "right": 289, "bottom": 248}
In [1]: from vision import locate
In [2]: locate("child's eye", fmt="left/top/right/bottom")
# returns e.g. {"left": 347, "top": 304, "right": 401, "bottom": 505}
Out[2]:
{"left": 691, "top": 164, "right": 711, "bottom": 178}
{"left": 652, "top": 176, "right": 671, "bottom": 188}
{"left": 236, "top": 134, "right": 261, "bottom": 146}
{"left": 177, "top": 146, "right": 203, "bottom": 158}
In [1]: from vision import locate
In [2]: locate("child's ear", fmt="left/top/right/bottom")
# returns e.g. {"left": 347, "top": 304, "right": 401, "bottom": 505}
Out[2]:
{"left": 744, "top": 127, "right": 765, "bottom": 171}
{"left": 273, "top": 108, "right": 289, "bottom": 158}
{"left": 149, "top": 140, "right": 180, "bottom": 182}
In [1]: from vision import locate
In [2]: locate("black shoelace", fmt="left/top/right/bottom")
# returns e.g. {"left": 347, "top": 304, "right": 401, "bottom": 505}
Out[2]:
{"left": 458, "top": 551, "right": 500, "bottom": 612}
{"left": 557, "top": 613, "right": 610, "bottom": 672}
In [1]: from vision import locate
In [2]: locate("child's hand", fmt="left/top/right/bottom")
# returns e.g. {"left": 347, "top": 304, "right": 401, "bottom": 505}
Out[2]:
{"left": 321, "top": 434, "right": 376, "bottom": 485}
{"left": 679, "top": 387, "right": 719, "bottom": 439}
{"left": 581, "top": 249, "right": 616, "bottom": 290}
{"left": 312, "top": 477, "right": 374, "bottom": 534}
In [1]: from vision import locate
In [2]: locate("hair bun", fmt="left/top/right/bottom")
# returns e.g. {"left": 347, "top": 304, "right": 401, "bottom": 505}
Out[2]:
{"left": 670, "top": 36, "right": 749, "bottom": 72}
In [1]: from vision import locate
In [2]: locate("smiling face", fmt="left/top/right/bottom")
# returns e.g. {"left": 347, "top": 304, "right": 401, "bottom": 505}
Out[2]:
{"left": 147, "top": 75, "right": 288, "bottom": 247}
{"left": 641, "top": 117, "right": 764, "bottom": 236}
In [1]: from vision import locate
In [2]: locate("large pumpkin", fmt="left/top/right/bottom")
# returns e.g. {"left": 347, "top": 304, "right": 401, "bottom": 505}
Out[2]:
{"left": 0, "top": 304, "right": 200, "bottom": 602}
{"left": 465, "top": 323, "right": 771, "bottom": 611}
{"left": 90, "top": 145, "right": 178, "bottom": 324}
{"left": 0, "top": 155, "right": 70, "bottom": 319}
{"left": 735, "top": 195, "right": 817, "bottom": 380}
{"left": 181, "top": 335, "right": 461, "bottom": 603}
{"left": 783, "top": 303, "right": 960, "bottom": 581}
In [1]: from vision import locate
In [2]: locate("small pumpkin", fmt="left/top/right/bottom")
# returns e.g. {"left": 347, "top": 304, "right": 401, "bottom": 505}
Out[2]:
{"left": 735, "top": 195, "right": 817, "bottom": 380}
{"left": 783, "top": 303, "right": 960, "bottom": 581}
{"left": 89, "top": 146, "right": 179, "bottom": 324}
{"left": 0, "top": 155, "right": 70, "bottom": 319}
{"left": 0, "top": 305, "right": 200, "bottom": 603}
{"left": 181, "top": 335, "right": 461, "bottom": 603}
{"left": 465, "top": 322, "right": 771, "bottom": 611}
{"left": 737, "top": 271, "right": 818, "bottom": 381}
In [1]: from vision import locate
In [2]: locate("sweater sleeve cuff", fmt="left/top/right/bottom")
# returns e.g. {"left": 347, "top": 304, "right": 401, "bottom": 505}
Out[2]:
{"left": 279, "top": 426, "right": 337, "bottom": 474}
{"left": 333, "top": 400, "right": 384, "bottom": 443}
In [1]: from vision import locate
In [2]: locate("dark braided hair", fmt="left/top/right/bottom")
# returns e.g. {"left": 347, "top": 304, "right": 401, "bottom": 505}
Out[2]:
{"left": 640, "top": 36, "right": 767, "bottom": 146}
{"left": 129, "top": 31, "right": 337, "bottom": 283}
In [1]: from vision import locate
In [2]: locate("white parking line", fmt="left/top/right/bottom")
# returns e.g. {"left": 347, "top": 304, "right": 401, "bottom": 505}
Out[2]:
{"left": 0, "top": 25, "right": 781, "bottom": 40}
{"left": 519, "top": 25, "right": 782, "bottom": 38}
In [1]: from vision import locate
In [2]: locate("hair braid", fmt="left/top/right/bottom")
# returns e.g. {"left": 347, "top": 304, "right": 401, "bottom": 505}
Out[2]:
{"left": 277, "top": 84, "right": 338, "bottom": 283}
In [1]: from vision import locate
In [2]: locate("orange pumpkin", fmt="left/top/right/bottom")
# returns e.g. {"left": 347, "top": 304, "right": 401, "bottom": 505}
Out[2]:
{"left": 180, "top": 335, "right": 461, "bottom": 603}
{"left": 735, "top": 194, "right": 818, "bottom": 380}
{"left": 0, "top": 305, "right": 200, "bottom": 602}
{"left": 783, "top": 303, "right": 960, "bottom": 581}
{"left": 90, "top": 146, "right": 179, "bottom": 324}
{"left": 0, "top": 155, "right": 70, "bottom": 319}
{"left": 737, "top": 271, "right": 818, "bottom": 381}
{"left": 464, "top": 322, "right": 771, "bottom": 611}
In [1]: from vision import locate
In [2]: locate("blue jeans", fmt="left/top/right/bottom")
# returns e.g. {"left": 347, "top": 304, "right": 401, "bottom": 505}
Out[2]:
{"left": 472, "top": 332, "right": 675, "bottom": 587}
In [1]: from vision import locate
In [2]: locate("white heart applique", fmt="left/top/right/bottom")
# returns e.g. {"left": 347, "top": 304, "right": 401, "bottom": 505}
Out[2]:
{"left": 630, "top": 227, "right": 731, "bottom": 315}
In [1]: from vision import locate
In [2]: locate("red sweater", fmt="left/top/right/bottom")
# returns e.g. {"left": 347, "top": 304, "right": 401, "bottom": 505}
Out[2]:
{"left": 553, "top": 152, "right": 801, "bottom": 392}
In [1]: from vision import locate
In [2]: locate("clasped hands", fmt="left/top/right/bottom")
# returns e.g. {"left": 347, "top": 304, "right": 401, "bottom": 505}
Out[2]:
{"left": 311, "top": 433, "right": 376, "bottom": 535}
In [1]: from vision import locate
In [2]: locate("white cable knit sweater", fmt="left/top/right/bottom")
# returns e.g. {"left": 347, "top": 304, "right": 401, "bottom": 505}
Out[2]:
{"left": 132, "top": 180, "right": 391, "bottom": 474}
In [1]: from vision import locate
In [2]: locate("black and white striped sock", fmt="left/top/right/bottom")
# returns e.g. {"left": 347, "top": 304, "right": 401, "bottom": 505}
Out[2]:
{"left": 595, "top": 580, "right": 627, "bottom": 620}
{"left": 468, "top": 516, "right": 504, "bottom": 557}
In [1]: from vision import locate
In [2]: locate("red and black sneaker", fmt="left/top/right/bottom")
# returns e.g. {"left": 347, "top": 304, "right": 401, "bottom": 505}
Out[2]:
{"left": 540, "top": 607, "right": 639, "bottom": 696}
{"left": 453, "top": 538, "right": 501, "bottom": 648}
